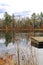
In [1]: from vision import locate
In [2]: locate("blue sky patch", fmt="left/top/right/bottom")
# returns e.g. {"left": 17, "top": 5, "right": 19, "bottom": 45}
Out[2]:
{"left": 0, "top": 8, "right": 6, "bottom": 13}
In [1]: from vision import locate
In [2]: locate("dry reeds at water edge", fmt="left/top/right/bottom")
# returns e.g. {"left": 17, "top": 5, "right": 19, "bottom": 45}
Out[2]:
{"left": 0, "top": 52, "right": 17, "bottom": 65}
{"left": 0, "top": 53, "right": 5, "bottom": 65}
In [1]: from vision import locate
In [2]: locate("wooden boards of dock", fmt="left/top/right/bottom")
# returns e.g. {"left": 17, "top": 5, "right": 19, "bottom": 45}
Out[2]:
{"left": 31, "top": 37, "right": 43, "bottom": 48}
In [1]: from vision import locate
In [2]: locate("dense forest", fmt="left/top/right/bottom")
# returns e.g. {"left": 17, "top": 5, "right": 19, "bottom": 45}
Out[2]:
{"left": 0, "top": 12, "right": 43, "bottom": 28}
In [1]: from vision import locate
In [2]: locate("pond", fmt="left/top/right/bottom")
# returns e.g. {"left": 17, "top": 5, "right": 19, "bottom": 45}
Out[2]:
{"left": 0, "top": 32, "right": 43, "bottom": 65}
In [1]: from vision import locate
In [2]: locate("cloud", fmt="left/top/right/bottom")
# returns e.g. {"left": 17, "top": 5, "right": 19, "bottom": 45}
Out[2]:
{"left": 0, "top": 8, "right": 6, "bottom": 13}
{"left": 14, "top": 11, "right": 30, "bottom": 16}
{"left": 0, "top": 4, "right": 9, "bottom": 6}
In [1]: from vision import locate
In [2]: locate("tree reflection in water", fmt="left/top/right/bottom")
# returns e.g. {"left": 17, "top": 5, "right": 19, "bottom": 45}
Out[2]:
{"left": 0, "top": 31, "right": 31, "bottom": 65}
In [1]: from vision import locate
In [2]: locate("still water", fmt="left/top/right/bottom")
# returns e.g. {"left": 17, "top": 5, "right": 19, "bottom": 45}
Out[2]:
{"left": 0, "top": 33, "right": 43, "bottom": 65}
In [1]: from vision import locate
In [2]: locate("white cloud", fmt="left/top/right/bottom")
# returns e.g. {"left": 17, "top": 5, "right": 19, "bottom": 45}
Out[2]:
{"left": 0, "top": 0, "right": 43, "bottom": 18}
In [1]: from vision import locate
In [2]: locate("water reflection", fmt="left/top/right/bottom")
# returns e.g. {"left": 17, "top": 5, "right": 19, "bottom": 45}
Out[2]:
{"left": 0, "top": 31, "right": 30, "bottom": 65}
{"left": 0, "top": 31, "right": 29, "bottom": 50}
{"left": 0, "top": 31, "right": 43, "bottom": 65}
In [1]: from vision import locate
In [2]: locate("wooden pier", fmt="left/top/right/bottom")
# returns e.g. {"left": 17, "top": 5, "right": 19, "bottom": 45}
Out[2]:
{"left": 31, "top": 37, "right": 43, "bottom": 48}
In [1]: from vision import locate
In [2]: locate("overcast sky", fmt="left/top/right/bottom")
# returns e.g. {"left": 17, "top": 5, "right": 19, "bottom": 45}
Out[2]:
{"left": 0, "top": 0, "right": 43, "bottom": 18}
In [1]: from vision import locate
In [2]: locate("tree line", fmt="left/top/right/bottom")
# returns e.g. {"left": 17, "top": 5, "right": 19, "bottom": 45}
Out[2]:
{"left": 0, "top": 12, "right": 43, "bottom": 28}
